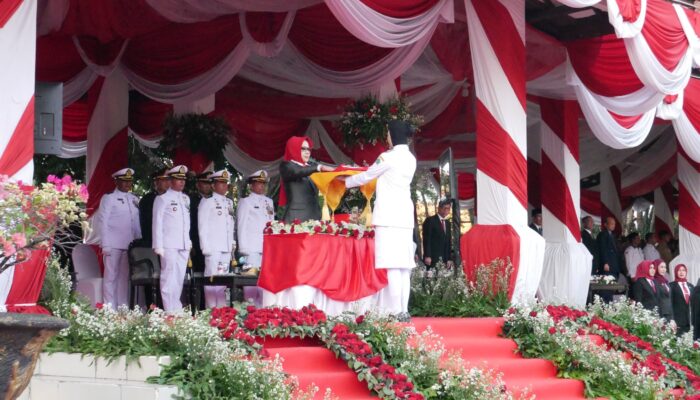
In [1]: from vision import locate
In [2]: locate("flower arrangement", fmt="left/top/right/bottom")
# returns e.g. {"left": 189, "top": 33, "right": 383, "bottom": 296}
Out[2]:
{"left": 409, "top": 259, "right": 511, "bottom": 317}
{"left": 0, "top": 174, "right": 87, "bottom": 274}
{"left": 264, "top": 219, "right": 375, "bottom": 239}
{"left": 590, "top": 274, "right": 619, "bottom": 285}
{"left": 338, "top": 95, "right": 423, "bottom": 149}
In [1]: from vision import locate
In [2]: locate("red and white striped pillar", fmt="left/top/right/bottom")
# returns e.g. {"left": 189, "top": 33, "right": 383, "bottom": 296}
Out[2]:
{"left": 538, "top": 99, "right": 592, "bottom": 306}
{"left": 85, "top": 70, "right": 129, "bottom": 216}
{"left": 460, "top": 0, "right": 545, "bottom": 303}
{"left": 0, "top": 0, "right": 36, "bottom": 183}
{"left": 654, "top": 181, "right": 675, "bottom": 238}
{"left": 671, "top": 149, "right": 700, "bottom": 283}
{"left": 600, "top": 166, "right": 623, "bottom": 235}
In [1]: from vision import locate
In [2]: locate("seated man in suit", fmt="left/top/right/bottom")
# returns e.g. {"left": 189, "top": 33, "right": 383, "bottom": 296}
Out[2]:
{"left": 422, "top": 198, "right": 453, "bottom": 269}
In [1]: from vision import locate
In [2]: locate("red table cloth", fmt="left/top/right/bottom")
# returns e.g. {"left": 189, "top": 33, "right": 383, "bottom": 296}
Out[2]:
{"left": 259, "top": 234, "right": 387, "bottom": 302}
{"left": 6, "top": 249, "right": 51, "bottom": 314}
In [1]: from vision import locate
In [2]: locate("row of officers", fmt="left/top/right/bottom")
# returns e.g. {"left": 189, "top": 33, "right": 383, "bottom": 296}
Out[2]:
{"left": 93, "top": 166, "right": 274, "bottom": 313}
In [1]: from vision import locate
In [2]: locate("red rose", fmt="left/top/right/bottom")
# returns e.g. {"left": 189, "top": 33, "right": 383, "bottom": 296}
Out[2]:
{"left": 263, "top": 228, "right": 272, "bottom": 234}
{"left": 96, "top": 302, "right": 104, "bottom": 310}
{"left": 279, "top": 229, "right": 287, "bottom": 234}
{"left": 293, "top": 219, "right": 302, "bottom": 225}
{"left": 548, "top": 327, "right": 557, "bottom": 335}
{"left": 389, "top": 106, "right": 398, "bottom": 114}
{"left": 265, "top": 221, "right": 272, "bottom": 227}
{"left": 326, "top": 226, "right": 334, "bottom": 234}
{"left": 313, "top": 225, "right": 322, "bottom": 233}
{"left": 529, "top": 311, "right": 537, "bottom": 317}
{"left": 355, "top": 315, "right": 365, "bottom": 324}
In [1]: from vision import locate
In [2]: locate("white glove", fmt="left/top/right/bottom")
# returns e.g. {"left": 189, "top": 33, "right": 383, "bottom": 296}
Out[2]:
{"left": 154, "top": 248, "right": 164, "bottom": 256}
{"left": 102, "top": 247, "right": 112, "bottom": 256}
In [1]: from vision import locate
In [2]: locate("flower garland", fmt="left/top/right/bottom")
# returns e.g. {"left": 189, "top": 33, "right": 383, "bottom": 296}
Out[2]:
{"left": 337, "top": 95, "right": 423, "bottom": 149}
{"left": 211, "top": 305, "right": 520, "bottom": 400}
{"left": 504, "top": 304, "right": 666, "bottom": 399}
{"left": 264, "top": 220, "right": 375, "bottom": 239}
{"left": 506, "top": 302, "right": 700, "bottom": 398}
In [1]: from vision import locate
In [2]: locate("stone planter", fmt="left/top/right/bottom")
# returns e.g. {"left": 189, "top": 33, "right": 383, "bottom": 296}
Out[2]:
{"left": 0, "top": 313, "right": 68, "bottom": 400}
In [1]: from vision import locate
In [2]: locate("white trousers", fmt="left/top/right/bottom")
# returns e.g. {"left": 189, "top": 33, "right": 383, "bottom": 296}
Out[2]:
{"left": 103, "top": 249, "right": 129, "bottom": 309}
{"left": 160, "top": 249, "right": 189, "bottom": 313}
{"left": 375, "top": 269, "right": 411, "bottom": 315}
{"left": 204, "top": 251, "right": 231, "bottom": 309}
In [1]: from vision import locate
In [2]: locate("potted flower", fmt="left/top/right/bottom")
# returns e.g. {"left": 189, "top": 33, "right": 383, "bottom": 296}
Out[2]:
{"left": 337, "top": 95, "right": 423, "bottom": 165}
{"left": 158, "top": 112, "right": 232, "bottom": 172}
{"left": 0, "top": 174, "right": 88, "bottom": 400}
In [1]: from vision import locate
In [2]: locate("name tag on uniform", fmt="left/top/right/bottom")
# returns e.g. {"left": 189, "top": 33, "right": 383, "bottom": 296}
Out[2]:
{"left": 118, "top": 198, "right": 125, "bottom": 204}
{"left": 254, "top": 206, "right": 260, "bottom": 209}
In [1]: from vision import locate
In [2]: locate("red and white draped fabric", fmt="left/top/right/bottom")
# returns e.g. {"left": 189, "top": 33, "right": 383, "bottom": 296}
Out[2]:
{"left": 0, "top": 0, "right": 37, "bottom": 310}
{"left": 527, "top": 103, "right": 542, "bottom": 211}
{"left": 600, "top": 166, "right": 623, "bottom": 236}
{"left": 0, "top": 0, "right": 36, "bottom": 183}
{"left": 671, "top": 149, "right": 700, "bottom": 283}
{"left": 538, "top": 99, "right": 592, "bottom": 306}
{"left": 581, "top": 189, "right": 602, "bottom": 225}
{"left": 654, "top": 181, "right": 675, "bottom": 237}
{"left": 459, "top": 0, "right": 544, "bottom": 304}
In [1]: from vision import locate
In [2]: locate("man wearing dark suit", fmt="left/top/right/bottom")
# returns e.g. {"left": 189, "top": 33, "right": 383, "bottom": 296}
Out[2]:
{"left": 422, "top": 199, "right": 453, "bottom": 269}
{"left": 581, "top": 216, "right": 598, "bottom": 274}
{"left": 529, "top": 208, "right": 543, "bottom": 236}
{"left": 596, "top": 217, "right": 620, "bottom": 277}
{"left": 189, "top": 172, "right": 213, "bottom": 274}
{"left": 139, "top": 169, "right": 170, "bottom": 247}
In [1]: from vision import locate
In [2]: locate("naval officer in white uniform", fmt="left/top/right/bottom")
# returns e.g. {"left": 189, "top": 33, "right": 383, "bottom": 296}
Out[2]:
{"left": 94, "top": 168, "right": 142, "bottom": 308}
{"left": 198, "top": 170, "right": 235, "bottom": 308}
{"left": 236, "top": 170, "right": 274, "bottom": 270}
{"left": 152, "top": 165, "right": 191, "bottom": 313}
{"left": 342, "top": 120, "right": 417, "bottom": 316}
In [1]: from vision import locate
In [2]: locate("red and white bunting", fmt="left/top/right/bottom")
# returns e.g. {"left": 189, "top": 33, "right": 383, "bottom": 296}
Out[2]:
{"left": 0, "top": 0, "right": 36, "bottom": 183}
{"left": 600, "top": 166, "right": 623, "bottom": 236}
{"left": 653, "top": 181, "right": 675, "bottom": 238}
{"left": 672, "top": 149, "right": 700, "bottom": 283}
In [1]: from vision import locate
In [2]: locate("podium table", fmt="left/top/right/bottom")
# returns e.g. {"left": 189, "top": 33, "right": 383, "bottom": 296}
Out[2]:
{"left": 259, "top": 233, "right": 387, "bottom": 315}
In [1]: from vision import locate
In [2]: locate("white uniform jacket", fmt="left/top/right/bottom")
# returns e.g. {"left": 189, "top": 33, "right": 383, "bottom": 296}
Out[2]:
{"left": 198, "top": 193, "right": 235, "bottom": 255}
{"left": 94, "top": 190, "right": 141, "bottom": 250}
{"left": 236, "top": 193, "right": 275, "bottom": 255}
{"left": 152, "top": 189, "right": 191, "bottom": 251}
{"left": 345, "top": 144, "right": 416, "bottom": 229}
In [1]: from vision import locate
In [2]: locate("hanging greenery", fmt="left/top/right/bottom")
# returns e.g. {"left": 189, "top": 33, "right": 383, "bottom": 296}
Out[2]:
{"left": 157, "top": 112, "right": 232, "bottom": 165}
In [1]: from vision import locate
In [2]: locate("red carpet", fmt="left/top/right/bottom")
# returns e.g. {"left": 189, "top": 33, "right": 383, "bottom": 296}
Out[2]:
{"left": 411, "top": 317, "right": 592, "bottom": 400}
{"left": 262, "top": 318, "right": 599, "bottom": 399}
{"left": 263, "top": 338, "right": 377, "bottom": 399}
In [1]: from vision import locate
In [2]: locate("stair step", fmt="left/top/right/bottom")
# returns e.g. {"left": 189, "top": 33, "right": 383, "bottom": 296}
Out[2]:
{"left": 292, "top": 370, "right": 376, "bottom": 399}
{"left": 460, "top": 357, "right": 558, "bottom": 380}
{"left": 270, "top": 347, "right": 348, "bottom": 373}
{"left": 508, "top": 377, "right": 586, "bottom": 399}
{"left": 411, "top": 317, "right": 505, "bottom": 337}
{"left": 442, "top": 337, "right": 519, "bottom": 358}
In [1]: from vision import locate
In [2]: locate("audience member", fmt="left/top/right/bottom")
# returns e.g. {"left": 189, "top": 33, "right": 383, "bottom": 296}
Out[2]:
{"left": 652, "top": 259, "right": 672, "bottom": 321}
{"left": 642, "top": 232, "right": 660, "bottom": 261}
{"left": 422, "top": 198, "right": 453, "bottom": 269}
{"left": 632, "top": 260, "right": 660, "bottom": 312}
{"left": 670, "top": 264, "right": 694, "bottom": 335}
{"left": 529, "top": 208, "right": 542, "bottom": 236}
{"left": 624, "top": 232, "right": 644, "bottom": 279}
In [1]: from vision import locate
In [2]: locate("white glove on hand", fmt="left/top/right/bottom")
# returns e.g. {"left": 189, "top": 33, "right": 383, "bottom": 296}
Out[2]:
{"left": 154, "top": 248, "right": 164, "bottom": 256}
{"left": 102, "top": 247, "right": 112, "bottom": 256}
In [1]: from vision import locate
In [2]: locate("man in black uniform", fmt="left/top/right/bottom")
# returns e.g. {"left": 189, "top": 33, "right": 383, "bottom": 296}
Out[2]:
{"left": 189, "top": 172, "right": 213, "bottom": 274}
{"left": 139, "top": 168, "right": 170, "bottom": 247}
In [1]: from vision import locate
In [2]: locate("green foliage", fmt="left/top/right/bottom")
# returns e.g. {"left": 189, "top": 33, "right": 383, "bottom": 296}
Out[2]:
{"left": 158, "top": 112, "right": 231, "bottom": 167}
{"left": 409, "top": 259, "right": 511, "bottom": 317}
{"left": 33, "top": 155, "right": 85, "bottom": 186}
{"left": 39, "top": 252, "right": 86, "bottom": 314}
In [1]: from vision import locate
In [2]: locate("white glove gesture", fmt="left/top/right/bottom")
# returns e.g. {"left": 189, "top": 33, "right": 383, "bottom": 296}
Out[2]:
{"left": 154, "top": 248, "right": 164, "bottom": 256}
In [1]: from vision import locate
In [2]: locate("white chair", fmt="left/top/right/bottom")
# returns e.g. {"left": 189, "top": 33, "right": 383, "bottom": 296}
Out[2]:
{"left": 72, "top": 244, "right": 103, "bottom": 307}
